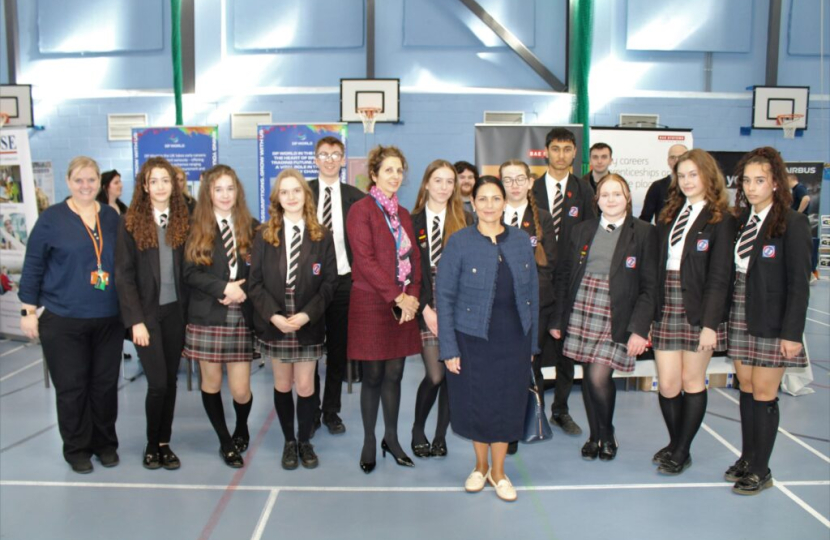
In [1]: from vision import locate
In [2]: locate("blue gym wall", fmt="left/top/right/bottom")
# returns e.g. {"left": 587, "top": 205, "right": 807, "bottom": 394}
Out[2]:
{"left": 3, "top": 0, "right": 828, "bottom": 214}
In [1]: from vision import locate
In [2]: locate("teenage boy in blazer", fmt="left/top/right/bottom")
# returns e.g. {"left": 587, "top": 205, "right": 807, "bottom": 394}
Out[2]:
{"left": 531, "top": 127, "right": 596, "bottom": 435}
{"left": 308, "top": 136, "right": 365, "bottom": 435}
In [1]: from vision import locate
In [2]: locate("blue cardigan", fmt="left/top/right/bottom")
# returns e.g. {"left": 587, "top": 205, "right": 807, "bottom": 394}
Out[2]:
{"left": 436, "top": 225, "right": 540, "bottom": 361}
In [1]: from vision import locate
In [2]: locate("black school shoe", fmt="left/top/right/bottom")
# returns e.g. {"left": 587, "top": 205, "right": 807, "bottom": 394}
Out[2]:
{"left": 430, "top": 438, "right": 448, "bottom": 458}
{"left": 298, "top": 441, "right": 319, "bottom": 469}
{"left": 97, "top": 449, "right": 120, "bottom": 468}
{"left": 143, "top": 446, "right": 162, "bottom": 470}
{"left": 550, "top": 413, "right": 582, "bottom": 435}
{"left": 323, "top": 413, "right": 346, "bottom": 435}
{"left": 652, "top": 446, "right": 673, "bottom": 466}
{"left": 159, "top": 446, "right": 181, "bottom": 470}
{"left": 657, "top": 455, "right": 692, "bottom": 475}
{"left": 219, "top": 446, "right": 244, "bottom": 469}
{"left": 724, "top": 459, "right": 750, "bottom": 482}
{"left": 282, "top": 440, "right": 299, "bottom": 470}
{"left": 70, "top": 459, "right": 94, "bottom": 474}
{"left": 732, "top": 470, "right": 773, "bottom": 495}
{"left": 598, "top": 439, "right": 618, "bottom": 461}
{"left": 581, "top": 439, "right": 600, "bottom": 460}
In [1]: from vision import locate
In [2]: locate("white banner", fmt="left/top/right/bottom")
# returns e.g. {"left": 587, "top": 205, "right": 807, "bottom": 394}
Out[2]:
{"left": 0, "top": 128, "right": 39, "bottom": 337}
{"left": 589, "top": 128, "right": 693, "bottom": 217}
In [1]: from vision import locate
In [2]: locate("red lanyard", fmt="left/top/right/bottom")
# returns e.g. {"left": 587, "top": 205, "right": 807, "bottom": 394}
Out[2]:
{"left": 71, "top": 202, "right": 104, "bottom": 271}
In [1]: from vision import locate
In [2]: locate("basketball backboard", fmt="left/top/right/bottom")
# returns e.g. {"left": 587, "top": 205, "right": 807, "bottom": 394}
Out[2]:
{"left": 752, "top": 86, "right": 809, "bottom": 130}
{"left": 0, "top": 85, "right": 34, "bottom": 128}
{"left": 340, "top": 79, "right": 400, "bottom": 123}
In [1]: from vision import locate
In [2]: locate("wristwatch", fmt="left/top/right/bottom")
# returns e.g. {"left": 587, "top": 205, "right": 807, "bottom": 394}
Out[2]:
{"left": 20, "top": 308, "right": 36, "bottom": 316}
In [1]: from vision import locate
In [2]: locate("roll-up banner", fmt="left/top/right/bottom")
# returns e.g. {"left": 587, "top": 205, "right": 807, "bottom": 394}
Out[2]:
{"left": 0, "top": 128, "right": 38, "bottom": 337}
{"left": 132, "top": 126, "right": 219, "bottom": 197}
{"left": 474, "top": 125, "right": 584, "bottom": 180}
{"left": 589, "top": 127, "right": 693, "bottom": 217}
{"left": 257, "top": 123, "right": 348, "bottom": 222}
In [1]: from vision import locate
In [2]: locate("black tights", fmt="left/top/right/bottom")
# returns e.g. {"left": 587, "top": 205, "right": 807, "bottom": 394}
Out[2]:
{"left": 360, "top": 358, "right": 405, "bottom": 462}
{"left": 412, "top": 345, "right": 449, "bottom": 445}
{"left": 582, "top": 363, "right": 616, "bottom": 444}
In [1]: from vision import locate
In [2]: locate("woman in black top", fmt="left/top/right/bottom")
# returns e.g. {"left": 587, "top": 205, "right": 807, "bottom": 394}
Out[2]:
{"left": 652, "top": 149, "right": 736, "bottom": 475}
{"left": 249, "top": 169, "right": 337, "bottom": 470}
{"left": 97, "top": 169, "right": 128, "bottom": 215}
{"left": 183, "top": 165, "right": 258, "bottom": 468}
{"left": 552, "top": 174, "right": 658, "bottom": 462}
{"left": 409, "top": 159, "right": 471, "bottom": 459}
{"left": 726, "top": 147, "right": 811, "bottom": 495}
{"left": 19, "top": 156, "right": 124, "bottom": 474}
{"left": 115, "top": 156, "right": 190, "bottom": 470}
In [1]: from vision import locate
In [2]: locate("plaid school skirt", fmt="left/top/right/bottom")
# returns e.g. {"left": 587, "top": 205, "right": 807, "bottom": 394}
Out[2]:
{"left": 420, "top": 267, "right": 439, "bottom": 348}
{"left": 184, "top": 304, "right": 254, "bottom": 363}
{"left": 259, "top": 287, "right": 323, "bottom": 363}
{"left": 653, "top": 270, "right": 728, "bottom": 352}
{"left": 727, "top": 273, "right": 807, "bottom": 368}
{"left": 563, "top": 273, "right": 635, "bottom": 372}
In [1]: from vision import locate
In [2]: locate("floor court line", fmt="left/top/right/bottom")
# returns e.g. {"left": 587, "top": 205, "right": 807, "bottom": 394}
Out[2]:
{"left": 0, "top": 344, "right": 26, "bottom": 358}
{"left": 0, "top": 359, "right": 42, "bottom": 382}
{"left": 2, "top": 479, "right": 828, "bottom": 493}
{"left": 250, "top": 489, "right": 279, "bottom": 540}
{"left": 713, "top": 387, "right": 830, "bottom": 464}
{"left": 808, "top": 307, "right": 829, "bottom": 316}
{"left": 806, "top": 317, "right": 830, "bottom": 328}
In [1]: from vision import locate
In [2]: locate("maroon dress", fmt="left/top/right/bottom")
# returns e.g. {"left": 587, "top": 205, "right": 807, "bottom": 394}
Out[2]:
{"left": 346, "top": 196, "right": 422, "bottom": 361}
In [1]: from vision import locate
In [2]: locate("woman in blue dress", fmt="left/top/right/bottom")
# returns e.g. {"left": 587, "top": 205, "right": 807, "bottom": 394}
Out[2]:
{"left": 436, "top": 176, "right": 539, "bottom": 502}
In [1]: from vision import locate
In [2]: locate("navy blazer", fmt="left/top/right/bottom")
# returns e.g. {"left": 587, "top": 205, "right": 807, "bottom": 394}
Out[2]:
{"left": 436, "top": 225, "right": 540, "bottom": 361}
{"left": 308, "top": 178, "right": 365, "bottom": 267}
{"left": 736, "top": 208, "right": 811, "bottom": 342}
{"left": 248, "top": 226, "right": 338, "bottom": 344}
{"left": 182, "top": 219, "right": 259, "bottom": 327}
{"left": 553, "top": 215, "right": 658, "bottom": 343}
{"left": 655, "top": 206, "right": 736, "bottom": 330}
{"left": 532, "top": 173, "right": 597, "bottom": 266}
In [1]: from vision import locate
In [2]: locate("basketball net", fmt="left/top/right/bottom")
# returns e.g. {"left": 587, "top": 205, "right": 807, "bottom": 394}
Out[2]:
{"left": 776, "top": 113, "right": 804, "bottom": 139}
{"left": 357, "top": 107, "right": 380, "bottom": 134}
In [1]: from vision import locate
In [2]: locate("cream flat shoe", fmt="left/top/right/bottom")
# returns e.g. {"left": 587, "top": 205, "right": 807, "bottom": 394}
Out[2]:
{"left": 465, "top": 469, "right": 487, "bottom": 492}
{"left": 487, "top": 471, "right": 517, "bottom": 502}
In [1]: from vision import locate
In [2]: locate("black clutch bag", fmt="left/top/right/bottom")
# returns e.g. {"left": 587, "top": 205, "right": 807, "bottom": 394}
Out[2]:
{"left": 522, "top": 369, "right": 553, "bottom": 444}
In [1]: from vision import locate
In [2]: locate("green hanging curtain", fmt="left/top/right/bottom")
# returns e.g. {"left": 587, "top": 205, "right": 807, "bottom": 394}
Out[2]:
{"left": 569, "top": 0, "right": 593, "bottom": 174}
{"left": 171, "top": 0, "right": 184, "bottom": 126}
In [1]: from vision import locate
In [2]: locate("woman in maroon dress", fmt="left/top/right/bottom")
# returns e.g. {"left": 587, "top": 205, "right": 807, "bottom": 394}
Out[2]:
{"left": 347, "top": 145, "right": 422, "bottom": 474}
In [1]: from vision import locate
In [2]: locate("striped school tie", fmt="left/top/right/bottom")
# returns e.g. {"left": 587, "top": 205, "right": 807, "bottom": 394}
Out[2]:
{"left": 606, "top": 223, "right": 616, "bottom": 233}
{"left": 221, "top": 219, "right": 236, "bottom": 267}
{"left": 551, "top": 184, "right": 563, "bottom": 239}
{"left": 510, "top": 211, "right": 519, "bottom": 227}
{"left": 670, "top": 206, "right": 692, "bottom": 246}
{"left": 430, "top": 216, "right": 442, "bottom": 267}
{"left": 286, "top": 225, "right": 301, "bottom": 285}
{"left": 737, "top": 215, "right": 760, "bottom": 259}
{"left": 322, "top": 187, "right": 333, "bottom": 231}
{"left": 159, "top": 213, "right": 168, "bottom": 229}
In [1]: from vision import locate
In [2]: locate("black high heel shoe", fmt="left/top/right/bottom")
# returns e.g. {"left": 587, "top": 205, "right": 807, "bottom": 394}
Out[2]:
{"left": 381, "top": 439, "right": 414, "bottom": 467}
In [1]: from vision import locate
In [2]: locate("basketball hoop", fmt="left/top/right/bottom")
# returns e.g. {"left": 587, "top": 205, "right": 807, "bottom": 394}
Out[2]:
{"left": 776, "top": 113, "right": 804, "bottom": 139}
{"left": 357, "top": 107, "right": 381, "bottom": 134}
{"left": 0, "top": 113, "right": 10, "bottom": 128}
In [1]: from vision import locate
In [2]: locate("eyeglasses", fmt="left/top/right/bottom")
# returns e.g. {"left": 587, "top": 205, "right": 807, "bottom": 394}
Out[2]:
{"left": 501, "top": 176, "right": 529, "bottom": 186}
{"left": 316, "top": 152, "right": 343, "bottom": 162}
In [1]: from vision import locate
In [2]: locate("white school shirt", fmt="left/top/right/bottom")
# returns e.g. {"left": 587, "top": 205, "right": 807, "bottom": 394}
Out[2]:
{"left": 735, "top": 204, "right": 771, "bottom": 274}
{"left": 316, "top": 179, "right": 351, "bottom": 275}
{"left": 666, "top": 200, "right": 706, "bottom": 271}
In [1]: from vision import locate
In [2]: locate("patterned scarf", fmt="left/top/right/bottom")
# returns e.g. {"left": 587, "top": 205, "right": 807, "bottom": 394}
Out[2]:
{"left": 370, "top": 185, "right": 413, "bottom": 289}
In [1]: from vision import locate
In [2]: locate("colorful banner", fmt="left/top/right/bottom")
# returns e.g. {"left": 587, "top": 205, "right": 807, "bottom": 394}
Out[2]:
{"left": 257, "top": 123, "right": 348, "bottom": 222}
{"left": 132, "top": 126, "right": 219, "bottom": 182}
{"left": 474, "top": 124, "right": 584, "bottom": 181}
{"left": 0, "top": 128, "right": 38, "bottom": 337}
{"left": 589, "top": 127, "right": 694, "bottom": 217}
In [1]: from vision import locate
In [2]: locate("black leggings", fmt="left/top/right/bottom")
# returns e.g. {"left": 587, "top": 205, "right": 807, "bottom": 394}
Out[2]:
{"left": 582, "top": 362, "right": 616, "bottom": 444}
{"left": 360, "top": 358, "right": 405, "bottom": 462}
{"left": 412, "top": 344, "right": 449, "bottom": 444}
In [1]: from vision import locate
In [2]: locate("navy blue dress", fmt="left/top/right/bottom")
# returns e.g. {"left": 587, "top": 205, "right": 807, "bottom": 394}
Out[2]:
{"left": 447, "top": 235, "right": 532, "bottom": 443}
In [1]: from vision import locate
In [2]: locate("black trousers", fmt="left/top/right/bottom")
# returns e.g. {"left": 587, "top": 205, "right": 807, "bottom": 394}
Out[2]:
{"left": 316, "top": 274, "right": 351, "bottom": 414}
{"left": 550, "top": 337, "right": 574, "bottom": 416}
{"left": 39, "top": 310, "right": 124, "bottom": 464}
{"left": 135, "top": 302, "right": 186, "bottom": 446}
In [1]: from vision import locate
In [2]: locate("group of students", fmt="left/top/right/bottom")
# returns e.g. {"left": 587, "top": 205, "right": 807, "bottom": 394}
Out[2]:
{"left": 18, "top": 128, "right": 810, "bottom": 504}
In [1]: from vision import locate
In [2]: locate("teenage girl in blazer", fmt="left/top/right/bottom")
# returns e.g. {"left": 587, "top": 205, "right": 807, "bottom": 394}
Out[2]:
{"left": 183, "top": 164, "right": 259, "bottom": 469}
{"left": 249, "top": 169, "right": 337, "bottom": 470}
{"left": 409, "top": 159, "right": 472, "bottom": 459}
{"left": 651, "top": 149, "right": 737, "bottom": 475}
{"left": 551, "top": 174, "right": 658, "bottom": 461}
{"left": 115, "top": 157, "right": 190, "bottom": 470}
{"left": 500, "top": 160, "right": 557, "bottom": 421}
{"left": 726, "top": 147, "right": 811, "bottom": 495}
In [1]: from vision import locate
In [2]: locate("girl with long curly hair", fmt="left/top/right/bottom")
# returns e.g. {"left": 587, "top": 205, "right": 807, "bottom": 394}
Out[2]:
{"left": 183, "top": 164, "right": 258, "bottom": 469}
{"left": 651, "top": 149, "right": 737, "bottom": 475}
{"left": 725, "top": 147, "right": 811, "bottom": 495}
{"left": 408, "top": 159, "right": 473, "bottom": 460}
{"left": 115, "top": 156, "right": 191, "bottom": 470}
{"left": 248, "top": 169, "right": 337, "bottom": 470}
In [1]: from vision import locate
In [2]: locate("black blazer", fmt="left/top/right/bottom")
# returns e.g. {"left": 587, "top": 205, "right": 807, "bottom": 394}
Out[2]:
{"left": 510, "top": 206, "right": 557, "bottom": 311}
{"left": 115, "top": 219, "right": 189, "bottom": 329}
{"left": 553, "top": 215, "right": 658, "bottom": 343}
{"left": 182, "top": 219, "right": 259, "bottom": 327}
{"left": 737, "top": 208, "right": 811, "bottom": 342}
{"left": 532, "top": 173, "right": 597, "bottom": 265}
{"left": 248, "top": 226, "right": 338, "bottom": 344}
{"left": 412, "top": 209, "right": 473, "bottom": 328}
{"left": 308, "top": 179, "right": 365, "bottom": 267}
{"left": 656, "top": 206, "right": 737, "bottom": 330}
